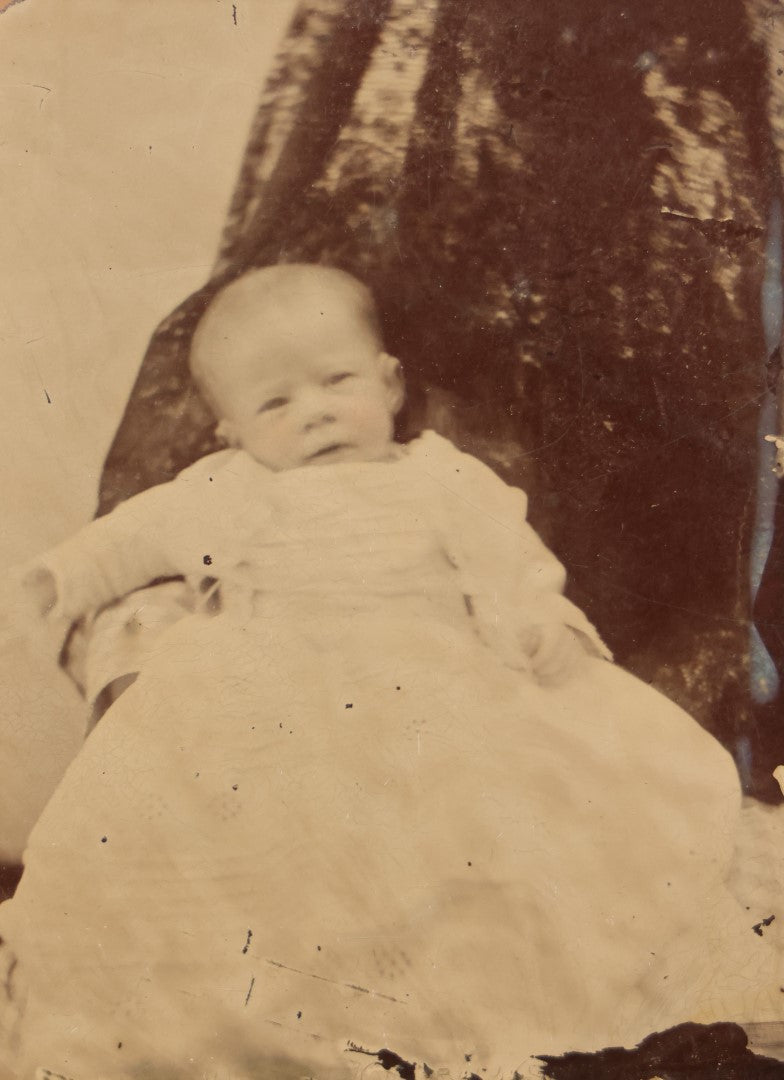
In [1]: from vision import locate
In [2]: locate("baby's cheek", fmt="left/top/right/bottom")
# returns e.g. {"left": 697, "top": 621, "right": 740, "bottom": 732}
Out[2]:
{"left": 246, "top": 419, "right": 284, "bottom": 454}
{"left": 361, "top": 393, "right": 396, "bottom": 427}
{"left": 342, "top": 397, "right": 377, "bottom": 427}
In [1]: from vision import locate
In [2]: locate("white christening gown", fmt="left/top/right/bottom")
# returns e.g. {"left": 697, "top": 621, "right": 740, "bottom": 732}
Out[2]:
{"left": 0, "top": 433, "right": 759, "bottom": 1079}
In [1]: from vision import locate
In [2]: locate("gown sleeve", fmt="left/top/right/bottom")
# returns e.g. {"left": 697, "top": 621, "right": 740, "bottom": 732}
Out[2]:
{"left": 29, "top": 450, "right": 236, "bottom": 624}
{"left": 410, "top": 431, "right": 612, "bottom": 667}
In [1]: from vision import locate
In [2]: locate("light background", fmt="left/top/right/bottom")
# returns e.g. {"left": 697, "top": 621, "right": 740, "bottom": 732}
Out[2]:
{"left": 0, "top": 0, "right": 297, "bottom": 857}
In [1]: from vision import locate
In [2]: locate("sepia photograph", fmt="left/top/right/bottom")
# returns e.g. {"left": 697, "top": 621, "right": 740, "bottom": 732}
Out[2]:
{"left": 2, "top": 0, "right": 784, "bottom": 1076}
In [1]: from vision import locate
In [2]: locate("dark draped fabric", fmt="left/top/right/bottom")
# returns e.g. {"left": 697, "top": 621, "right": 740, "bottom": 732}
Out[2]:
{"left": 96, "top": 0, "right": 784, "bottom": 798}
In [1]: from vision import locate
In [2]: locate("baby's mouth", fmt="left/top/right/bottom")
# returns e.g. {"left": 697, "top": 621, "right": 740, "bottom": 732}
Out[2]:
{"left": 307, "top": 443, "right": 352, "bottom": 461}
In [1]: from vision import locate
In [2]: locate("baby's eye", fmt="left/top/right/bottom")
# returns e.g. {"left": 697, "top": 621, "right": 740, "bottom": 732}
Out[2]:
{"left": 325, "top": 372, "right": 355, "bottom": 386}
{"left": 259, "top": 397, "right": 289, "bottom": 412}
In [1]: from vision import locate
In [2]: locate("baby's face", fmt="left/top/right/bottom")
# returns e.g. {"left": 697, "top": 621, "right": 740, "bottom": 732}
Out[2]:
{"left": 196, "top": 300, "right": 402, "bottom": 471}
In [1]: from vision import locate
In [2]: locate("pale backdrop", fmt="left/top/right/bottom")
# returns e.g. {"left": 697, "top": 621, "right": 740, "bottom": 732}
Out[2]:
{"left": 0, "top": 0, "right": 296, "bottom": 858}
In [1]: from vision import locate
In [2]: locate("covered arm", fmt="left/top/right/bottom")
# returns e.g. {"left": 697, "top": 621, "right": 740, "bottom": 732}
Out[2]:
{"left": 27, "top": 450, "right": 241, "bottom": 625}
{"left": 51, "top": 449, "right": 242, "bottom": 703}
{"left": 413, "top": 432, "right": 611, "bottom": 664}
{"left": 24, "top": 472, "right": 205, "bottom": 625}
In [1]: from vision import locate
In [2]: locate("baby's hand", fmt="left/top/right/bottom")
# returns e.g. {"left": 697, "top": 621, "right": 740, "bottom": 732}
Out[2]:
{"left": 0, "top": 564, "right": 58, "bottom": 647}
{"left": 520, "top": 623, "right": 586, "bottom": 687}
{"left": 18, "top": 564, "right": 58, "bottom": 617}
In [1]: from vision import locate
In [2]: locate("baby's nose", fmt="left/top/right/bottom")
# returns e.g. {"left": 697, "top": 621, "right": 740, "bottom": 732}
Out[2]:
{"left": 303, "top": 412, "right": 335, "bottom": 432}
{"left": 301, "top": 391, "right": 337, "bottom": 431}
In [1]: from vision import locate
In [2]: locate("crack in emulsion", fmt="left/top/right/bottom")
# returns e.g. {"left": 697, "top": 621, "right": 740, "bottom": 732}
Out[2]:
{"left": 266, "top": 959, "right": 406, "bottom": 1004}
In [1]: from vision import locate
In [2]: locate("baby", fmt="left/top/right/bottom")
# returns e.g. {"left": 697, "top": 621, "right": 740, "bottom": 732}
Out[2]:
{"left": 23, "top": 264, "right": 590, "bottom": 690}
{"left": 0, "top": 266, "right": 760, "bottom": 1079}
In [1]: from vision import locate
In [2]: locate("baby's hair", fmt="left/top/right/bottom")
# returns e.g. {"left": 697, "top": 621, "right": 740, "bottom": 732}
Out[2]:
{"left": 190, "top": 264, "right": 384, "bottom": 417}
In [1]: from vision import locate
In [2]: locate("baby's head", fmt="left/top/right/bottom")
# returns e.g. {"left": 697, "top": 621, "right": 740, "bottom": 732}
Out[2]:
{"left": 190, "top": 264, "right": 404, "bottom": 471}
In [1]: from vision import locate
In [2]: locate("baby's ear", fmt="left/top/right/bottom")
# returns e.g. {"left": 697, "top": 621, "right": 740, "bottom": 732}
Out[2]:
{"left": 379, "top": 352, "right": 405, "bottom": 415}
